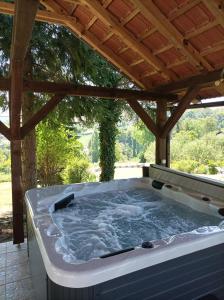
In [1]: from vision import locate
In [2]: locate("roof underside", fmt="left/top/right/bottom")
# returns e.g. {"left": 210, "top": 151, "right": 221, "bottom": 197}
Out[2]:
{"left": 1, "top": 0, "right": 224, "bottom": 99}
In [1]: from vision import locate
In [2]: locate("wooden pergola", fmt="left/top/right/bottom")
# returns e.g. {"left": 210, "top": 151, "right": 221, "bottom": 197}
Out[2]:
{"left": 0, "top": 0, "right": 223, "bottom": 243}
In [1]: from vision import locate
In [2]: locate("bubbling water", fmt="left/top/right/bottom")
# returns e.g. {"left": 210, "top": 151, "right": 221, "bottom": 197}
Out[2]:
{"left": 51, "top": 188, "right": 221, "bottom": 264}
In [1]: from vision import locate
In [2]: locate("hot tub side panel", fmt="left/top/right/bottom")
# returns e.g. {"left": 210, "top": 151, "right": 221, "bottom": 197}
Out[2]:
{"left": 27, "top": 209, "right": 48, "bottom": 300}
{"left": 27, "top": 207, "right": 224, "bottom": 300}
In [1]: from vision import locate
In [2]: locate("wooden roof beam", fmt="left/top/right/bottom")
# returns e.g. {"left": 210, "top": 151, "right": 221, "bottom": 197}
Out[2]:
{"left": 80, "top": 0, "right": 177, "bottom": 80}
{"left": 154, "top": 68, "right": 224, "bottom": 93}
{"left": 0, "top": 77, "right": 177, "bottom": 101}
{"left": 1, "top": 69, "right": 222, "bottom": 99}
{"left": 133, "top": 0, "right": 213, "bottom": 72}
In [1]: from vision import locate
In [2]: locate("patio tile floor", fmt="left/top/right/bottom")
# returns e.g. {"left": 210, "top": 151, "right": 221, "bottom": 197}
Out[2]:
{"left": 0, "top": 240, "right": 35, "bottom": 300}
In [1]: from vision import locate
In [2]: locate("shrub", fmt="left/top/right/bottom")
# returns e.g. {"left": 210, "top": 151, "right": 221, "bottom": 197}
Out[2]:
{"left": 0, "top": 172, "right": 11, "bottom": 183}
{"left": 171, "top": 160, "right": 199, "bottom": 173}
{"left": 63, "top": 157, "right": 96, "bottom": 184}
{"left": 194, "top": 164, "right": 208, "bottom": 174}
{"left": 207, "top": 161, "right": 218, "bottom": 175}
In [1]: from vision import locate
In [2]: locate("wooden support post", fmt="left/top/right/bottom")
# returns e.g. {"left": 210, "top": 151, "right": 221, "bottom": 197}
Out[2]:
{"left": 10, "top": 140, "right": 24, "bottom": 244}
{"left": 10, "top": 61, "right": 25, "bottom": 244}
{"left": 9, "top": 0, "right": 39, "bottom": 244}
{"left": 156, "top": 101, "right": 169, "bottom": 167}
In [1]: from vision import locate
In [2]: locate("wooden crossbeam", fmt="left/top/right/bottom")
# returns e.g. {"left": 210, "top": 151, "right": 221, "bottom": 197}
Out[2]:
{"left": 0, "top": 69, "right": 222, "bottom": 101}
{"left": 189, "top": 101, "right": 224, "bottom": 109}
{"left": 127, "top": 100, "right": 160, "bottom": 137}
{"left": 24, "top": 80, "right": 177, "bottom": 101}
{"left": 21, "top": 94, "right": 65, "bottom": 138}
{"left": 0, "top": 77, "right": 178, "bottom": 101}
{"left": 134, "top": 0, "right": 213, "bottom": 72}
{"left": 80, "top": 0, "right": 177, "bottom": 80}
{"left": 0, "top": 121, "right": 11, "bottom": 140}
{"left": 154, "top": 68, "right": 224, "bottom": 93}
{"left": 160, "top": 87, "right": 200, "bottom": 138}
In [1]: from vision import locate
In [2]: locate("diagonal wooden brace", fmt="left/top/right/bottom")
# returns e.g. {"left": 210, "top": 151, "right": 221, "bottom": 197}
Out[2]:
{"left": 160, "top": 86, "right": 200, "bottom": 138}
{"left": 21, "top": 94, "right": 65, "bottom": 138}
{"left": 127, "top": 100, "right": 160, "bottom": 137}
{"left": 0, "top": 121, "right": 11, "bottom": 140}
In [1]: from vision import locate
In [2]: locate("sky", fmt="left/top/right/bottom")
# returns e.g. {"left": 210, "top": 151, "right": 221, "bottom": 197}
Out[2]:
{"left": 0, "top": 96, "right": 224, "bottom": 123}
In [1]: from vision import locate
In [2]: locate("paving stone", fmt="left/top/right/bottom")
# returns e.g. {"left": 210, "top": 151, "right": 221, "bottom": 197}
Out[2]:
{"left": 0, "top": 285, "right": 5, "bottom": 297}
{"left": 6, "top": 241, "right": 27, "bottom": 253}
{"left": 6, "top": 278, "right": 34, "bottom": 300}
{"left": 6, "top": 262, "right": 30, "bottom": 284}
{"left": 0, "top": 269, "right": 5, "bottom": 286}
{"left": 0, "top": 255, "right": 6, "bottom": 269}
{"left": 6, "top": 250, "right": 28, "bottom": 267}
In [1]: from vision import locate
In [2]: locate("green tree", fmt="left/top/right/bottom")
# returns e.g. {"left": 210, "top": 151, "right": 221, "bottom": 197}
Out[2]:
{"left": 36, "top": 120, "right": 93, "bottom": 186}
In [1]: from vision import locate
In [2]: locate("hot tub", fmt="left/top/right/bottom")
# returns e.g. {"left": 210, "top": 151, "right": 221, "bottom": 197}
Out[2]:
{"left": 26, "top": 165, "right": 224, "bottom": 300}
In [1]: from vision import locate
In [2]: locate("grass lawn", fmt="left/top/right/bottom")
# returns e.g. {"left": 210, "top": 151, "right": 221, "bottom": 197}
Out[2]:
{"left": 0, "top": 182, "right": 12, "bottom": 216}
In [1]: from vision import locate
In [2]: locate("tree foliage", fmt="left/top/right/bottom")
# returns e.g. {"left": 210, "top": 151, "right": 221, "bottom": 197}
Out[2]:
{"left": 36, "top": 121, "right": 94, "bottom": 186}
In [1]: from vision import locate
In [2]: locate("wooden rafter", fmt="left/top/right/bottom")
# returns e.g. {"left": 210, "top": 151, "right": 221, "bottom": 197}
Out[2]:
{"left": 127, "top": 100, "right": 160, "bottom": 137}
{"left": 185, "top": 20, "right": 219, "bottom": 40}
{"left": 0, "top": 121, "right": 11, "bottom": 140}
{"left": 80, "top": 0, "right": 177, "bottom": 80}
{"left": 133, "top": 0, "right": 213, "bottom": 71}
{"left": 203, "top": 0, "right": 224, "bottom": 27}
{"left": 40, "top": 0, "right": 147, "bottom": 89}
{"left": 160, "top": 87, "right": 200, "bottom": 138}
{"left": 1, "top": 0, "right": 146, "bottom": 89}
{"left": 0, "top": 77, "right": 178, "bottom": 101}
{"left": 120, "top": 7, "right": 140, "bottom": 26}
{"left": 168, "top": 0, "right": 201, "bottom": 20}
{"left": 21, "top": 94, "right": 65, "bottom": 138}
{"left": 201, "top": 42, "right": 224, "bottom": 57}
{"left": 84, "top": 0, "right": 112, "bottom": 31}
